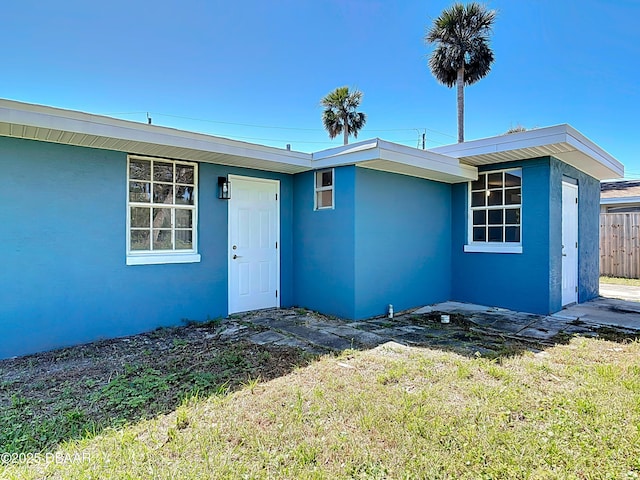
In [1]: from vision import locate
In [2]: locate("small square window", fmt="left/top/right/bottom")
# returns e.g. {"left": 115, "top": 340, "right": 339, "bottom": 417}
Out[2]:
{"left": 314, "top": 169, "right": 334, "bottom": 210}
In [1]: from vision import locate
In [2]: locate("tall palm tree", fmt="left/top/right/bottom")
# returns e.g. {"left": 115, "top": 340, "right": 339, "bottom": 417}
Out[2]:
{"left": 425, "top": 2, "right": 496, "bottom": 143}
{"left": 321, "top": 86, "right": 367, "bottom": 145}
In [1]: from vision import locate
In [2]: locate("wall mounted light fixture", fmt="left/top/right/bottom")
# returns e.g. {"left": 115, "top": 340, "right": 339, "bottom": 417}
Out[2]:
{"left": 218, "top": 176, "right": 230, "bottom": 200}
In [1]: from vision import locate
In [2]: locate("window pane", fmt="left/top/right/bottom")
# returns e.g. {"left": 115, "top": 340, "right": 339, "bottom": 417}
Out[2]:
{"left": 488, "top": 209, "right": 503, "bottom": 225}
{"left": 316, "top": 170, "right": 332, "bottom": 188}
{"left": 505, "top": 208, "right": 520, "bottom": 225}
{"left": 471, "top": 191, "right": 486, "bottom": 207}
{"left": 154, "top": 184, "right": 174, "bottom": 204}
{"left": 175, "top": 186, "right": 194, "bottom": 205}
{"left": 154, "top": 162, "right": 173, "bottom": 182}
{"left": 130, "top": 230, "right": 150, "bottom": 250}
{"left": 488, "top": 190, "right": 503, "bottom": 206}
{"left": 323, "top": 171, "right": 333, "bottom": 187}
{"left": 505, "top": 188, "right": 521, "bottom": 205}
{"left": 505, "top": 226, "right": 520, "bottom": 242}
{"left": 175, "top": 164, "right": 194, "bottom": 185}
{"left": 317, "top": 190, "right": 332, "bottom": 208}
{"left": 473, "top": 227, "right": 486, "bottom": 242}
{"left": 488, "top": 172, "right": 503, "bottom": 188}
{"left": 472, "top": 210, "right": 485, "bottom": 226}
{"left": 505, "top": 170, "right": 522, "bottom": 187}
{"left": 488, "top": 226, "right": 503, "bottom": 242}
{"left": 129, "top": 182, "right": 151, "bottom": 202}
{"left": 130, "top": 160, "right": 151, "bottom": 180}
{"left": 153, "top": 230, "right": 173, "bottom": 250}
{"left": 471, "top": 174, "right": 485, "bottom": 191}
{"left": 175, "top": 209, "right": 192, "bottom": 228}
{"left": 175, "top": 230, "right": 193, "bottom": 249}
{"left": 131, "top": 207, "right": 150, "bottom": 228}
{"left": 153, "top": 208, "right": 172, "bottom": 228}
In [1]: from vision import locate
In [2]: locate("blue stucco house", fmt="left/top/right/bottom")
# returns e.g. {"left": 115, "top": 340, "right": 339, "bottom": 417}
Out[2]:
{"left": 0, "top": 99, "right": 623, "bottom": 358}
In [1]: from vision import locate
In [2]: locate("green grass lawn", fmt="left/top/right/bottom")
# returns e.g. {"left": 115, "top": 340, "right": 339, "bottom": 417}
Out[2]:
{"left": 2, "top": 337, "right": 640, "bottom": 479}
{"left": 601, "top": 275, "right": 640, "bottom": 287}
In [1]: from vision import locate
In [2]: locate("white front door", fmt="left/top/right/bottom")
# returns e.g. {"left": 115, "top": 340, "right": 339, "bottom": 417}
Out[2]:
{"left": 228, "top": 176, "right": 280, "bottom": 314}
{"left": 561, "top": 181, "right": 579, "bottom": 306}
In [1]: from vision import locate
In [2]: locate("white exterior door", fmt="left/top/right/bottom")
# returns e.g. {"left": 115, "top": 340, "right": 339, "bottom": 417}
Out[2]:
{"left": 228, "top": 176, "right": 280, "bottom": 314}
{"left": 561, "top": 181, "right": 579, "bottom": 306}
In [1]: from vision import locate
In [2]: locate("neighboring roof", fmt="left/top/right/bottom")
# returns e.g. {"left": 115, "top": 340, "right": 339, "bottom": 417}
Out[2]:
{"left": 0, "top": 99, "right": 624, "bottom": 184}
{"left": 600, "top": 180, "right": 640, "bottom": 204}
{"left": 429, "top": 124, "right": 624, "bottom": 181}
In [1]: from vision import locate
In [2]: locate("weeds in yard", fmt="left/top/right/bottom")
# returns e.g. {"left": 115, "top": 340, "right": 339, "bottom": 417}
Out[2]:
{"left": 3, "top": 337, "right": 640, "bottom": 478}
{"left": 0, "top": 331, "right": 311, "bottom": 455}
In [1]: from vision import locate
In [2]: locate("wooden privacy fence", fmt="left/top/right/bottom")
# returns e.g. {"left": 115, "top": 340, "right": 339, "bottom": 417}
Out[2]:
{"left": 600, "top": 213, "right": 640, "bottom": 279}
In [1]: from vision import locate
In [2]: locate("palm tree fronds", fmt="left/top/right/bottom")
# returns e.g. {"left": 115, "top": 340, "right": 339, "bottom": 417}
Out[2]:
{"left": 320, "top": 86, "right": 366, "bottom": 145}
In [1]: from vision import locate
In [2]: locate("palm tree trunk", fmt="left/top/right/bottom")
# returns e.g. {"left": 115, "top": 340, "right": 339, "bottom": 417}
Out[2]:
{"left": 457, "top": 66, "right": 465, "bottom": 143}
{"left": 343, "top": 114, "right": 349, "bottom": 145}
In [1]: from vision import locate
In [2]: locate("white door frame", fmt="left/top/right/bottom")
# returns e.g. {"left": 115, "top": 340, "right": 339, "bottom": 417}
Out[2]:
{"left": 561, "top": 181, "right": 579, "bottom": 306}
{"left": 227, "top": 174, "right": 280, "bottom": 314}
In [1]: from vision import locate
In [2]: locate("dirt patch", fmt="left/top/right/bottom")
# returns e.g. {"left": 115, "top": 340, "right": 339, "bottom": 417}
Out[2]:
{"left": 0, "top": 319, "right": 314, "bottom": 454}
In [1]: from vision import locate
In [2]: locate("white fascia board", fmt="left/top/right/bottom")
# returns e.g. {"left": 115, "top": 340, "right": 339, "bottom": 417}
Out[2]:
{"left": 0, "top": 99, "right": 311, "bottom": 168}
{"left": 430, "top": 125, "right": 570, "bottom": 158}
{"left": 562, "top": 126, "right": 624, "bottom": 178}
{"left": 311, "top": 138, "right": 381, "bottom": 161}
{"left": 600, "top": 196, "right": 640, "bottom": 205}
{"left": 429, "top": 124, "right": 623, "bottom": 180}
{"left": 311, "top": 137, "right": 477, "bottom": 182}
{"left": 376, "top": 141, "right": 477, "bottom": 181}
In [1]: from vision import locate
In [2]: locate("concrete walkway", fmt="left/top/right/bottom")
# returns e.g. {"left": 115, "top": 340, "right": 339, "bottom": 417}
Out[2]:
{"left": 223, "top": 299, "right": 640, "bottom": 357}
{"left": 599, "top": 282, "right": 640, "bottom": 302}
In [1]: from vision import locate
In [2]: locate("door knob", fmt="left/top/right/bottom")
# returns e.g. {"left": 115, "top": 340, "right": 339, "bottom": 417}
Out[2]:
{"left": 233, "top": 254, "right": 242, "bottom": 259}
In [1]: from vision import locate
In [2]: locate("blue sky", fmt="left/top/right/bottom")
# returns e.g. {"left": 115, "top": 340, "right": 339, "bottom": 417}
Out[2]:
{"left": 2, "top": 0, "right": 638, "bottom": 177}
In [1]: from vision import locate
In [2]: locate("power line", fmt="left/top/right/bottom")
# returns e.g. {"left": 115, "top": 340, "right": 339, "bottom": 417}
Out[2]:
{"left": 101, "top": 110, "right": 456, "bottom": 139}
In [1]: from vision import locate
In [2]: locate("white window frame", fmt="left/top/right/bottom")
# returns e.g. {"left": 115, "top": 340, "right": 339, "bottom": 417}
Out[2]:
{"left": 465, "top": 167, "right": 523, "bottom": 254}
{"left": 126, "top": 155, "right": 201, "bottom": 265}
{"left": 314, "top": 168, "right": 334, "bottom": 210}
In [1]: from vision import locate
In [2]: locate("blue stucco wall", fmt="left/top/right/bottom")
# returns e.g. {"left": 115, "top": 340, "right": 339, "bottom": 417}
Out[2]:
{"left": 451, "top": 158, "right": 553, "bottom": 314}
{"left": 353, "top": 168, "right": 451, "bottom": 318}
{"left": 451, "top": 156, "right": 600, "bottom": 314}
{"left": 1, "top": 135, "right": 603, "bottom": 358}
{"left": 292, "top": 167, "right": 356, "bottom": 318}
{"left": 0, "top": 137, "right": 293, "bottom": 358}
{"left": 549, "top": 157, "right": 600, "bottom": 307}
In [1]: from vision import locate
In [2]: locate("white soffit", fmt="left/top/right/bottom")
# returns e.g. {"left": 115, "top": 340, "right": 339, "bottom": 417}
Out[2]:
{"left": 429, "top": 124, "right": 624, "bottom": 180}
{"left": 0, "top": 99, "right": 311, "bottom": 174}
{"left": 312, "top": 138, "right": 477, "bottom": 183}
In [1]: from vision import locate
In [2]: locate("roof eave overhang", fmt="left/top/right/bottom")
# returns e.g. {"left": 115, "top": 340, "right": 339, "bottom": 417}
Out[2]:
{"left": 311, "top": 138, "right": 477, "bottom": 183}
{"left": 0, "top": 99, "right": 312, "bottom": 174}
{"left": 429, "top": 124, "right": 624, "bottom": 181}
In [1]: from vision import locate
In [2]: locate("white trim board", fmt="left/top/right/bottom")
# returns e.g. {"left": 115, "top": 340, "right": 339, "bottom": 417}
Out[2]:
{"left": 0, "top": 98, "right": 623, "bottom": 184}
{"left": 429, "top": 124, "right": 623, "bottom": 180}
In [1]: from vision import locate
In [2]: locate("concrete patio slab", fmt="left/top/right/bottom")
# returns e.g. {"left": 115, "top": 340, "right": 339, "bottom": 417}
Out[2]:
{"left": 277, "top": 324, "right": 356, "bottom": 351}
{"left": 557, "top": 297, "right": 640, "bottom": 330}
{"left": 321, "top": 326, "right": 390, "bottom": 347}
{"left": 414, "top": 302, "right": 493, "bottom": 315}
{"left": 248, "top": 331, "right": 289, "bottom": 345}
{"left": 237, "top": 299, "right": 640, "bottom": 357}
